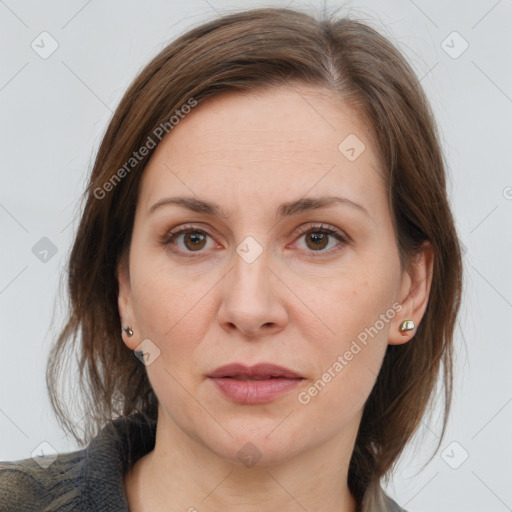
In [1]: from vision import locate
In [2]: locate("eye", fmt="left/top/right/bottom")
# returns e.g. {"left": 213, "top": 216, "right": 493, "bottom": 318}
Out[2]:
{"left": 292, "top": 223, "right": 349, "bottom": 257}
{"left": 161, "top": 224, "right": 216, "bottom": 256}
{"left": 161, "top": 223, "right": 349, "bottom": 258}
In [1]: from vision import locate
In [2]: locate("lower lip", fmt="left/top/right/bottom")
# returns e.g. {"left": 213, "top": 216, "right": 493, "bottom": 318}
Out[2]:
{"left": 208, "top": 377, "right": 304, "bottom": 404}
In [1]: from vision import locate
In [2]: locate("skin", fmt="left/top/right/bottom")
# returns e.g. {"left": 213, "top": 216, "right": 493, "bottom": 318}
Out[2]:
{"left": 118, "top": 83, "right": 433, "bottom": 512}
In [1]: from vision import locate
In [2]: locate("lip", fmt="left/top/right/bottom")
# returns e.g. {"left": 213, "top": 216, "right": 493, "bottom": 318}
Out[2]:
{"left": 207, "top": 362, "right": 304, "bottom": 404}
{"left": 207, "top": 362, "right": 303, "bottom": 379}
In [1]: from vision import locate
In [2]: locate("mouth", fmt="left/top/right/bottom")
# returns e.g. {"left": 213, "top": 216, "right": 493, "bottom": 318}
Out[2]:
{"left": 207, "top": 362, "right": 304, "bottom": 380}
{"left": 207, "top": 365, "right": 305, "bottom": 404}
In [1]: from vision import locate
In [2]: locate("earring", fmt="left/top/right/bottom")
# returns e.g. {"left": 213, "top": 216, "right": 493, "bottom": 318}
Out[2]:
{"left": 399, "top": 319, "right": 415, "bottom": 334}
{"left": 123, "top": 325, "right": 134, "bottom": 337}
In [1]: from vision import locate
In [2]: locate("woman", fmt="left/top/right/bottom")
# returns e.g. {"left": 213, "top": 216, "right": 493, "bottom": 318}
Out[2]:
{"left": 0, "top": 6, "right": 462, "bottom": 512}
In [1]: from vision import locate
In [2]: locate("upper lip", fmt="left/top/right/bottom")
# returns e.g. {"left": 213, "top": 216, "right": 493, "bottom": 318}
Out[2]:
{"left": 207, "top": 362, "right": 303, "bottom": 379}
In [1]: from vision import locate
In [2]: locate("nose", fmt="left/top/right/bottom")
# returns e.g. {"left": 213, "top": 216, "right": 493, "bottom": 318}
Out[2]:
{"left": 217, "top": 249, "right": 288, "bottom": 339}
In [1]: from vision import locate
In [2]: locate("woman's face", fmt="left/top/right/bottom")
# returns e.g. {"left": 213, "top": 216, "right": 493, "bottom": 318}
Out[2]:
{"left": 118, "top": 84, "right": 427, "bottom": 466}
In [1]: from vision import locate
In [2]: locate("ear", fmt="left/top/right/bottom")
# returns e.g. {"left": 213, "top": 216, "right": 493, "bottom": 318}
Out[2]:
{"left": 388, "top": 240, "right": 434, "bottom": 345}
{"left": 117, "top": 252, "right": 139, "bottom": 351}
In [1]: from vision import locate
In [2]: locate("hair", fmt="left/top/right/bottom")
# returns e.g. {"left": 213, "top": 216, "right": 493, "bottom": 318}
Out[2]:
{"left": 46, "top": 5, "right": 463, "bottom": 511}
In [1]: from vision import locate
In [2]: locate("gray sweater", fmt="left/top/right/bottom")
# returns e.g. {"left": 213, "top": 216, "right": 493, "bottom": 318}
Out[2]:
{"left": 0, "top": 413, "right": 407, "bottom": 511}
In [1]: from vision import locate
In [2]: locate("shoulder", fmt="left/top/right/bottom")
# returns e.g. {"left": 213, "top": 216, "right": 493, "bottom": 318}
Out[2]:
{"left": 380, "top": 489, "right": 409, "bottom": 512}
{"left": 0, "top": 413, "right": 156, "bottom": 512}
{"left": 0, "top": 449, "right": 86, "bottom": 512}
{"left": 361, "top": 482, "right": 409, "bottom": 512}
{"left": 383, "top": 494, "right": 408, "bottom": 512}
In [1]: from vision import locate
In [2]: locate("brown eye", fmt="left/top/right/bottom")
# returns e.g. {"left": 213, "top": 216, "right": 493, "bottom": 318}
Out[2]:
{"left": 162, "top": 226, "right": 214, "bottom": 255}
{"left": 162, "top": 223, "right": 348, "bottom": 259}
{"left": 305, "top": 232, "right": 330, "bottom": 251}
{"left": 294, "top": 224, "right": 349, "bottom": 257}
{"left": 182, "top": 232, "right": 207, "bottom": 251}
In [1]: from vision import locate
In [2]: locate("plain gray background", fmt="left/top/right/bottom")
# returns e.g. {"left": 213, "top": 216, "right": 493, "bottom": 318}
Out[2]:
{"left": 1, "top": 1, "right": 511, "bottom": 511}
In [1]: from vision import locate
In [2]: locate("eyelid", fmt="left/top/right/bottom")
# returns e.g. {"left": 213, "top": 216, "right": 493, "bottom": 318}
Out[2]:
{"left": 293, "top": 223, "right": 349, "bottom": 242}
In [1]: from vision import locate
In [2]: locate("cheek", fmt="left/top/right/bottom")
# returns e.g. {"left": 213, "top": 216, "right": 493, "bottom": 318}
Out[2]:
{"left": 130, "top": 266, "right": 213, "bottom": 418}
{"left": 129, "top": 252, "right": 217, "bottom": 366}
{"left": 301, "top": 263, "right": 397, "bottom": 415}
{"left": 312, "top": 261, "right": 396, "bottom": 346}
{"left": 297, "top": 313, "right": 390, "bottom": 436}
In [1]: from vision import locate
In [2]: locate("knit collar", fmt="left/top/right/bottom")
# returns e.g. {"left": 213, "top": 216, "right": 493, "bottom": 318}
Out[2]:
{"left": 80, "top": 412, "right": 157, "bottom": 511}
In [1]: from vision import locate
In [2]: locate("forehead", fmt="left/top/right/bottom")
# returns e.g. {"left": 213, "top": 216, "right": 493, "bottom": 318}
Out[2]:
{"left": 138, "top": 84, "right": 384, "bottom": 217}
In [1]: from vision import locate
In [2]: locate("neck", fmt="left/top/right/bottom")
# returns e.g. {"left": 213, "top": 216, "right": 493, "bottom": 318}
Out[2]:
{"left": 125, "top": 408, "right": 360, "bottom": 512}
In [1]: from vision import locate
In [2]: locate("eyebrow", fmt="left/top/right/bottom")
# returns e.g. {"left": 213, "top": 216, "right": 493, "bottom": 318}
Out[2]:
{"left": 147, "top": 195, "right": 370, "bottom": 219}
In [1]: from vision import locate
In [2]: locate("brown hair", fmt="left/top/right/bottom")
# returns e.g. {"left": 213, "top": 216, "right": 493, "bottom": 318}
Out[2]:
{"left": 46, "top": 6, "right": 463, "bottom": 509}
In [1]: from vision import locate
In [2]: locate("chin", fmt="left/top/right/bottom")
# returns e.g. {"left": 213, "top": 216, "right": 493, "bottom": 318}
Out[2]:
{"left": 201, "top": 422, "right": 308, "bottom": 468}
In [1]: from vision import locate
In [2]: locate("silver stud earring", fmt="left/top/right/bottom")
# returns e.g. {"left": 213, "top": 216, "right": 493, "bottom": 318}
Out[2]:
{"left": 123, "top": 326, "right": 134, "bottom": 337}
{"left": 399, "top": 319, "right": 415, "bottom": 335}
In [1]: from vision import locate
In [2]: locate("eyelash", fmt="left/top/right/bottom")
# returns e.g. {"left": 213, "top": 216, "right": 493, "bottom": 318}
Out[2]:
{"left": 161, "top": 223, "right": 350, "bottom": 259}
